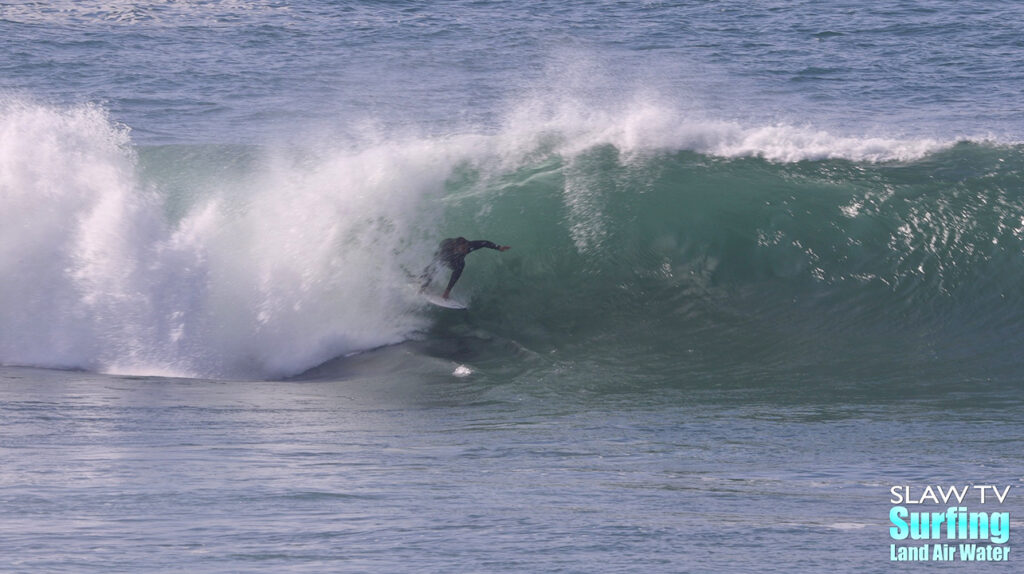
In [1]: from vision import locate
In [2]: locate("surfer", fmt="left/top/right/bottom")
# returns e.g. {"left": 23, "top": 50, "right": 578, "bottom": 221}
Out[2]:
{"left": 421, "top": 237, "right": 511, "bottom": 299}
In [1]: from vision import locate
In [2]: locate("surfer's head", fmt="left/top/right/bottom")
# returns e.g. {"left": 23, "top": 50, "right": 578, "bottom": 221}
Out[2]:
{"left": 454, "top": 237, "right": 470, "bottom": 253}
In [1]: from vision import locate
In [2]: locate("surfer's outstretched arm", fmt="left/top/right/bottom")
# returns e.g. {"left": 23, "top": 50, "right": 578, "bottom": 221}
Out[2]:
{"left": 467, "top": 240, "right": 511, "bottom": 253}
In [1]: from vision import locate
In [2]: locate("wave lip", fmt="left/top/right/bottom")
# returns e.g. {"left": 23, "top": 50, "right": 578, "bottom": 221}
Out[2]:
{"left": 705, "top": 123, "right": 947, "bottom": 162}
{"left": 498, "top": 95, "right": 954, "bottom": 164}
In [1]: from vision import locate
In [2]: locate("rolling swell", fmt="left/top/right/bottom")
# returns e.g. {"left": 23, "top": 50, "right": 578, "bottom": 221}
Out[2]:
{"left": 443, "top": 142, "right": 1024, "bottom": 387}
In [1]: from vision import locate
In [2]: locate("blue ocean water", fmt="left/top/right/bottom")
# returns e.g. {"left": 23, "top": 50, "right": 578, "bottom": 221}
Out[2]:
{"left": 1, "top": 1, "right": 1023, "bottom": 572}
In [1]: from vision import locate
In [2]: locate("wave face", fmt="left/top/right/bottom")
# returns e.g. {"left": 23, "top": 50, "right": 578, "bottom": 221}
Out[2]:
{"left": 2, "top": 97, "right": 1023, "bottom": 381}
{"left": 450, "top": 141, "right": 1024, "bottom": 389}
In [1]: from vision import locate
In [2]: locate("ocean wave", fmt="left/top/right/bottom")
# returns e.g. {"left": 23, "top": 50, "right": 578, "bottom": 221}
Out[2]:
{"left": 2, "top": 97, "right": 1022, "bottom": 379}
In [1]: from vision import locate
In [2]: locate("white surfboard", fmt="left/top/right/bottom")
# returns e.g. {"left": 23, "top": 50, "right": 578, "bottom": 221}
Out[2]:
{"left": 421, "top": 293, "right": 467, "bottom": 309}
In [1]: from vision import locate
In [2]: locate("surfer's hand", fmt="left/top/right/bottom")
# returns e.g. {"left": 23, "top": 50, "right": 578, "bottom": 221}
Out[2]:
{"left": 499, "top": 245, "right": 511, "bottom": 251}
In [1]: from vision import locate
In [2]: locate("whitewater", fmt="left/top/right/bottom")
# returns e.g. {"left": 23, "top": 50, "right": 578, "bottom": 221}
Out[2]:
{"left": 2, "top": 1, "right": 1023, "bottom": 573}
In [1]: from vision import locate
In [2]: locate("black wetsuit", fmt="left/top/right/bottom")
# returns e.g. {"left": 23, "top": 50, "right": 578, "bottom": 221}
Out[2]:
{"left": 422, "top": 239, "right": 502, "bottom": 294}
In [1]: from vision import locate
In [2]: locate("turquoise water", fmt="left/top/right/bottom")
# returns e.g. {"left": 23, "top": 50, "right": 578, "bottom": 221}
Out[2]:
{"left": 1, "top": 1, "right": 1023, "bottom": 572}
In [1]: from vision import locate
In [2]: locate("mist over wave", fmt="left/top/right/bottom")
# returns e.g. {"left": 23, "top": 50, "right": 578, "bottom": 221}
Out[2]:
{"left": 2, "top": 95, "right": 1020, "bottom": 380}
